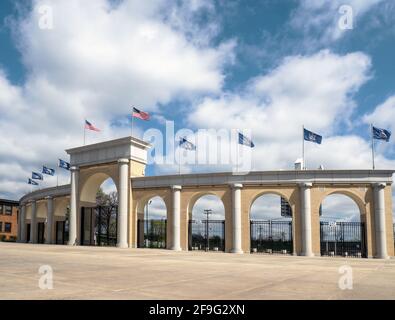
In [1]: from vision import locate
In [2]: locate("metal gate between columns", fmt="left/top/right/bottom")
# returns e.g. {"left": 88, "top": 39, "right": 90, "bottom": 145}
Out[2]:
{"left": 188, "top": 220, "right": 225, "bottom": 252}
{"left": 250, "top": 220, "right": 293, "bottom": 254}
{"left": 137, "top": 219, "right": 167, "bottom": 249}
{"left": 320, "top": 221, "right": 366, "bottom": 258}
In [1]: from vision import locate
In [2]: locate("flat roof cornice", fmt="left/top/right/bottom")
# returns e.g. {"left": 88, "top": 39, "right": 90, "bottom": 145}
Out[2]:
{"left": 132, "top": 169, "right": 395, "bottom": 189}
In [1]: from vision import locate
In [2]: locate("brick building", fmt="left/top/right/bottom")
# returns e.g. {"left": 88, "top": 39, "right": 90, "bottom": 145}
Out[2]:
{"left": 0, "top": 199, "right": 19, "bottom": 242}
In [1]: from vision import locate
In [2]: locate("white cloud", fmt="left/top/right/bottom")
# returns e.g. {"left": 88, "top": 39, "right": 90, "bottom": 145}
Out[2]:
{"left": 321, "top": 194, "right": 361, "bottom": 222}
{"left": 363, "top": 95, "right": 395, "bottom": 133}
{"left": 0, "top": 0, "right": 235, "bottom": 199}
{"left": 291, "top": 0, "right": 386, "bottom": 44}
{"left": 187, "top": 50, "right": 386, "bottom": 170}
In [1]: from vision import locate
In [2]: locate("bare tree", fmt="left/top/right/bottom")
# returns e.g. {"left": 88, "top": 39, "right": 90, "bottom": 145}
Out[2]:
{"left": 96, "top": 188, "right": 118, "bottom": 245}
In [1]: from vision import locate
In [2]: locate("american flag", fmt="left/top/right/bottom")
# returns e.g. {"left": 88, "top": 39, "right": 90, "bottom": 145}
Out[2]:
{"left": 132, "top": 107, "right": 150, "bottom": 121}
{"left": 85, "top": 120, "right": 101, "bottom": 132}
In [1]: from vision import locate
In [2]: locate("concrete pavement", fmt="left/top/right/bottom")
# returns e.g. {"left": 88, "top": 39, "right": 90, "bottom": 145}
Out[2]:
{"left": 0, "top": 242, "right": 394, "bottom": 300}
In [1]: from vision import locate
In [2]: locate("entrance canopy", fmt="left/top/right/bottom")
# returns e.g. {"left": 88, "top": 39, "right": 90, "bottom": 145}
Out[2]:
{"left": 66, "top": 136, "right": 151, "bottom": 168}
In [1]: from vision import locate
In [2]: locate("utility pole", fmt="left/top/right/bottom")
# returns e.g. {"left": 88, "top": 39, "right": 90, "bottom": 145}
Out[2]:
{"left": 204, "top": 209, "right": 212, "bottom": 251}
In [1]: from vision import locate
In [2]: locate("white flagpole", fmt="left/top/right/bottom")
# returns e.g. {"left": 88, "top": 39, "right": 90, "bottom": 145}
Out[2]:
{"left": 131, "top": 114, "right": 134, "bottom": 138}
{"left": 371, "top": 124, "right": 375, "bottom": 170}
{"left": 179, "top": 146, "right": 181, "bottom": 175}
{"left": 83, "top": 120, "right": 86, "bottom": 146}
{"left": 302, "top": 125, "right": 305, "bottom": 170}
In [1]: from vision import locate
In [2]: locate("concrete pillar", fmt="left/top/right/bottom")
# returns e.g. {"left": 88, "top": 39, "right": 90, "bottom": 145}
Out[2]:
{"left": 374, "top": 183, "right": 389, "bottom": 259}
{"left": 20, "top": 205, "right": 26, "bottom": 243}
{"left": 230, "top": 183, "right": 243, "bottom": 254}
{"left": 299, "top": 182, "right": 313, "bottom": 257}
{"left": 45, "top": 196, "right": 54, "bottom": 244}
{"left": 68, "top": 166, "right": 79, "bottom": 246}
{"left": 30, "top": 201, "right": 37, "bottom": 244}
{"left": 117, "top": 158, "right": 129, "bottom": 249}
{"left": 171, "top": 185, "right": 182, "bottom": 251}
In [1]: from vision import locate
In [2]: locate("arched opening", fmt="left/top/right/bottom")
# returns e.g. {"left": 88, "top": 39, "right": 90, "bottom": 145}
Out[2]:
{"left": 319, "top": 193, "right": 366, "bottom": 258}
{"left": 188, "top": 194, "right": 225, "bottom": 252}
{"left": 54, "top": 198, "right": 69, "bottom": 245}
{"left": 36, "top": 201, "right": 47, "bottom": 244}
{"left": 250, "top": 193, "right": 293, "bottom": 255}
{"left": 137, "top": 196, "right": 167, "bottom": 249}
{"left": 80, "top": 175, "right": 118, "bottom": 247}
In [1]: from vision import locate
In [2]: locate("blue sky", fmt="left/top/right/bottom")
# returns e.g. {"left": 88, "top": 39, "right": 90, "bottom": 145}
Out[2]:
{"left": 1, "top": 0, "right": 395, "bottom": 208}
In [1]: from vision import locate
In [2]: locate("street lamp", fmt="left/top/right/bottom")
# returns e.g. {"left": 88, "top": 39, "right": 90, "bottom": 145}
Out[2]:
{"left": 203, "top": 209, "right": 212, "bottom": 251}
{"left": 145, "top": 200, "right": 152, "bottom": 247}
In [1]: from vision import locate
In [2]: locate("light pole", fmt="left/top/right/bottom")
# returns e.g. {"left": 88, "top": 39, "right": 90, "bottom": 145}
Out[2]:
{"left": 203, "top": 209, "right": 212, "bottom": 251}
{"left": 145, "top": 200, "right": 152, "bottom": 247}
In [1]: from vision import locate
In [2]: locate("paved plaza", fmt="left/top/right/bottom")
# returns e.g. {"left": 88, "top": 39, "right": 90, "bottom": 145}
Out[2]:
{"left": 0, "top": 242, "right": 394, "bottom": 300}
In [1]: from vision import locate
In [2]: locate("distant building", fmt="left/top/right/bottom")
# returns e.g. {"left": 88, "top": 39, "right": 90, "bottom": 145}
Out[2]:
{"left": 280, "top": 197, "right": 292, "bottom": 217}
{"left": 0, "top": 199, "right": 19, "bottom": 242}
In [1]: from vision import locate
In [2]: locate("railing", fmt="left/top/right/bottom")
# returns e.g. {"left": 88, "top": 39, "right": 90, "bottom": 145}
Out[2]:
{"left": 137, "top": 219, "right": 167, "bottom": 249}
{"left": 188, "top": 220, "right": 225, "bottom": 252}
{"left": 320, "top": 221, "right": 366, "bottom": 258}
{"left": 250, "top": 220, "right": 293, "bottom": 254}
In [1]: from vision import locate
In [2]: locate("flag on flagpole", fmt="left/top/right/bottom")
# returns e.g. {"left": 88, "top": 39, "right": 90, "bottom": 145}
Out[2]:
{"left": 85, "top": 120, "right": 101, "bottom": 132}
{"left": 303, "top": 128, "right": 322, "bottom": 144}
{"left": 238, "top": 132, "right": 255, "bottom": 148}
{"left": 32, "top": 172, "right": 43, "bottom": 180}
{"left": 58, "top": 159, "right": 70, "bottom": 170}
{"left": 28, "top": 178, "right": 39, "bottom": 185}
{"left": 372, "top": 126, "right": 391, "bottom": 142}
{"left": 42, "top": 166, "right": 55, "bottom": 176}
{"left": 132, "top": 107, "right": 150, "bottom": 121}
{"left": 179, "top": 137, "right": 196, "bottom": 150}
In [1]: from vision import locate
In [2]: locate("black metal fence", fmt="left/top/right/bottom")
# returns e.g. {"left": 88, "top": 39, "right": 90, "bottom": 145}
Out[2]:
{"left": 320, "top": 221, "right": 366, "bottom": 258}
{"left": 250, "top": 220, "right": 293, "bottom": 254}
{"left": 188, "top": 220, "right": 225, "bottom": 251}
{"left": 95, "top": 206, "right": 118, "bottom": 246}
{"left": 55, "top": 220, "right": 69, "bottom": 245}
{"left": 137, "top": 219, "right": 167, "bottom": 249}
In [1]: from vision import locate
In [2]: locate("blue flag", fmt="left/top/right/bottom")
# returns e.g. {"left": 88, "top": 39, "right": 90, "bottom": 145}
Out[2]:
{"left": 32, "top": 172, "right": 43, "bottom": 180}
{"left": 42, "top": 166, "right": 55, "bottom": 176}
{"left": 373, "top": 126, "right": 391, "bottom": 142}
{"left": 238, "top": 132, "right": 255, "bottom": 148}
{"left": 28, "top": 178, "right": 39, "bottom": 186}
{"left": 58, "top": 159, "right": 70, "bottom": 170}
{"left": 304, "top": 128, "right": 322, "bottom": 144}
{"left": 179, "top": 137, "right": 196, "bottom": 151}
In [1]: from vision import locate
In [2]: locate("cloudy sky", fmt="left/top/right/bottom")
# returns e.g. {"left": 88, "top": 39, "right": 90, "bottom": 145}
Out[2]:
{"left": 1, "top": 0, "right": 395, "bottom": 220}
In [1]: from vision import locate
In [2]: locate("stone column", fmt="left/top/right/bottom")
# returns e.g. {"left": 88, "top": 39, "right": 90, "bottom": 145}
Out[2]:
{"left": 45, "top": 196, "right": 54, "bottom": 244}
{"left": 68, "top": 166, "right": 79, "bottom": 246}
{"left": 117, "top": 158, "right": 129, "bottom": 248}
{"left": 230, "top": 183, "right": 243, "bottom": 254}
{"left": 171, "top": 185, "right": 182, "bottom": 251}
{"left": 19, "top": 205, "right": 26, "bottom": 243}
{"left": 374, "top": 183, "right": 389, "bottom": 259}
{"left": 30, "top": 201, "right": 37, "bottom": 244}
{"left": 299, "top": 182, "right": 313, "bottom": 257}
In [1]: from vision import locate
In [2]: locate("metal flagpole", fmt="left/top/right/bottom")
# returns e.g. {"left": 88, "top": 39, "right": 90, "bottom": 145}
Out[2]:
{"left": 371, "top": 124, "right": 375, "bottom": 170}
{"left": 83, "top": 119, "right": 86, "bottom": 146}
{"left": 236, "top": 133, "right": 239, "bottom": 173}
{"left": 179, "top": 145, "right": 181, "bottom": 175}
{"left": 131, "top": 114, "right": 134, "bottom": 138}
{"left": 302, "top": 125, "right": 305, "bottom": 170}
{"left": 178, "top": 147, "right": 181, "bottom": 175}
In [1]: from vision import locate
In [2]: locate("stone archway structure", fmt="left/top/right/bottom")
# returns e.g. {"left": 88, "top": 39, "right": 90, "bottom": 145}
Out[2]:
{"left": 19, "top": 136, "right": 395, "bottom": 259}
